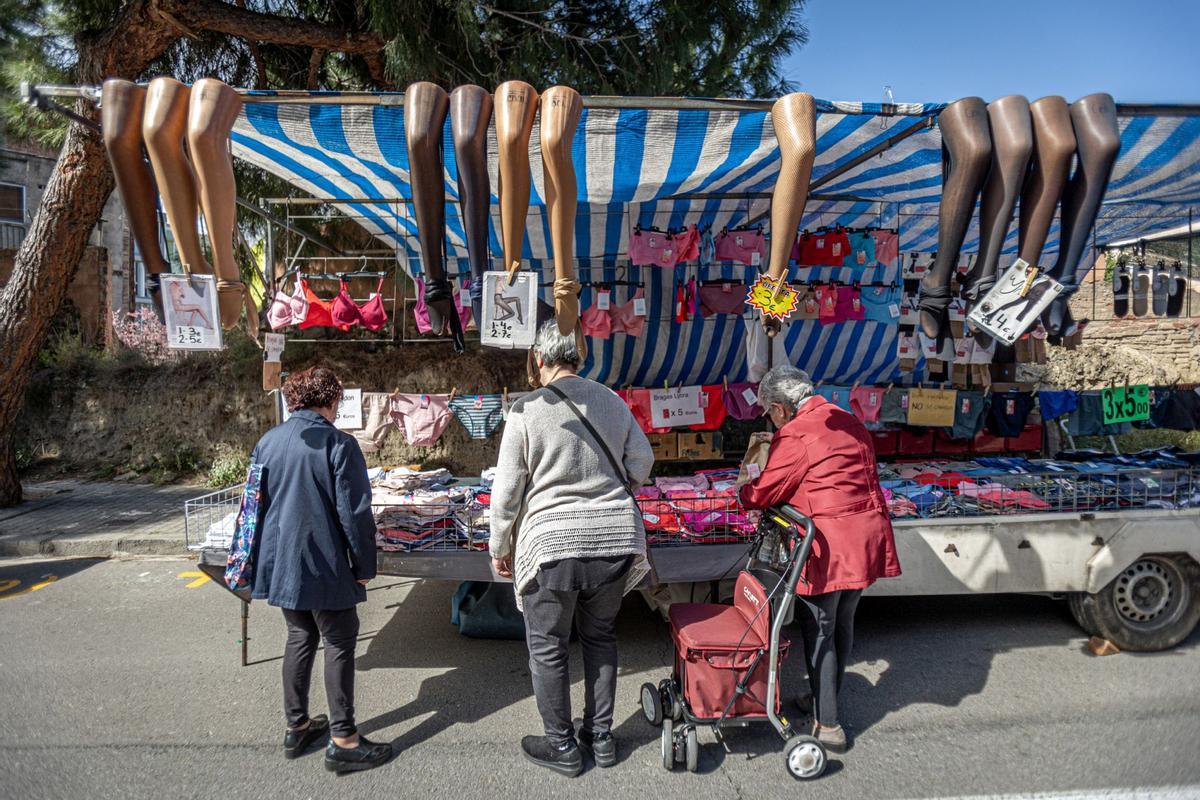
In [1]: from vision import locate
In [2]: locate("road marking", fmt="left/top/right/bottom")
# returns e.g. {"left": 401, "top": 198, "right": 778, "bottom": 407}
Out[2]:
{"left": 177, "top": 570, "right": 211, "bottom": 589}
{"left": 0, "top": 575, "right": 58, "bottom": 600}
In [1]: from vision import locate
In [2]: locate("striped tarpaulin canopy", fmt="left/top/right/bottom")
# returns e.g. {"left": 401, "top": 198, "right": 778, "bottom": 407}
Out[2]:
{"left": 231, "top": 94, "right": 1200, "bottom": 387}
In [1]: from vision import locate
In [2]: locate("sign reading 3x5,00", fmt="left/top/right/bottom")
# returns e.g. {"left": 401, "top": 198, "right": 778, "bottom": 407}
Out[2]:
{"left": 1101, "top": 384, "right": 1151, "bottom": 425}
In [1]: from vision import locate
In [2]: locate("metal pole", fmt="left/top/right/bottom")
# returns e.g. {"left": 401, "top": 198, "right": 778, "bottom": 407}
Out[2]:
{"left": 1189, "top": 208, "right": 1194, "bottom": 319}
{"left": 240, "top": 599, "right": 250, "bottom": 668}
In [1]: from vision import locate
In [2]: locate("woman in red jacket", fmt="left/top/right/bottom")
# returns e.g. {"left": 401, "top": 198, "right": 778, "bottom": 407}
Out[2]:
{"left": 739, "top": 365, "right": 900, "bottom": 754}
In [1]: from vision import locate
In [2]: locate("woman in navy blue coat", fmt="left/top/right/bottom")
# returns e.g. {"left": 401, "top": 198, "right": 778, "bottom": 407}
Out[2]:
{"left": 250, "top": 366, "right": 391, "bottom": 773}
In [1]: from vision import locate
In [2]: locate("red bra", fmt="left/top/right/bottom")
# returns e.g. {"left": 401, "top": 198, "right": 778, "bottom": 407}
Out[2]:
{"left": 331, "top": 277, "right": 388, "bottom": 331}
{"left": 299, "top": 279, "right": 338, "bottom": 329}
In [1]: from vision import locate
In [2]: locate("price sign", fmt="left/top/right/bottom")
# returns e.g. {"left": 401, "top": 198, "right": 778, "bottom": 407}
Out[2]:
{"left": 160, "top": 274, "right": 224, "bottom": 351}
{"left": 906, "top": 388, "right": 957, "bottom": 427}
{"left": 649, "top": 386, "right": 705, "bottom": 427}
{"left": 334, "top": 388, "right": 363, "bottom": 430}
{"left": 482, "top": 271, "right": 538, "bottom": 349}
{"left": 1101, "top": 385, "right": 1150, "bottom": 425}
{"left": 745, "top": 275, "right": 799, "bottom": 321}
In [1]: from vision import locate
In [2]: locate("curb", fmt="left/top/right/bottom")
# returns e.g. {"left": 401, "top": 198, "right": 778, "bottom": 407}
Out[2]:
{"left": 0, "top": 534, "right": 188, "bottom": 559}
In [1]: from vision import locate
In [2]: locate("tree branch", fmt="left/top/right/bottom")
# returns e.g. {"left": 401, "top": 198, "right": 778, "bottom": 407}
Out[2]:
{"left": 157, "top": 0, "right": 386, "bottom": 54}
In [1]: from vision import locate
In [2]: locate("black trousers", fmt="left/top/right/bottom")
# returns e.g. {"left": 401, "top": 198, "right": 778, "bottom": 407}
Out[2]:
{"left": 793, "top": 589, "right": 862, "bottom": 727}
{"left": 523, "top": 579, "right": 625, "bottom": 747}
{"left": 281, "top": 607, "right": 360, "bottom": 738}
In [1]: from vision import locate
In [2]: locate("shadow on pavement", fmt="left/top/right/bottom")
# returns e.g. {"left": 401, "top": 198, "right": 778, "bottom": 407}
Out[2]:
{"left": 0, "top": 557, "right": 103, "bottom": 600}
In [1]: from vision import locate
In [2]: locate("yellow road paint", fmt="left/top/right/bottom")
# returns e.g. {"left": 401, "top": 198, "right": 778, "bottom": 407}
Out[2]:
{"left": 0, "top": 575, "right": 58, "bottom": 600}
{"left": 177, "top": 570, "right": 211, "bottom": 589}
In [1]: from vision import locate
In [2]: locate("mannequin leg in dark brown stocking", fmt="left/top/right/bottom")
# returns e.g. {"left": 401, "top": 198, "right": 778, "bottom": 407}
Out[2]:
{"left": 921, "top": 97, "right": 991, "bottom": 345}
{"left": 101, "top": 79, "right": 170, "bottom": 319}
{"left": 405, "top": 82, "right": 461, "bottom": 351}
{"left": 1042, "top": 93, "right": 1121, "bottom": 337}
{"left": 963, "top": 96, "right": 1031, "bottom": 311}
{"left": 969, "top": 96, "right": 1077, "bottom": 350}
{"left": 766, "top": 93, "right": 816, "bottom": 337}
{"left": 494, "top": 81, "right": 539, "bottom": 277}
{"left": 188, "top": 78, "right": 246, "bottom": 329}
{"left": 450, "top": 85, "right": 493, "bottom": 326}
{"left": 143, "top": 78, "right": 211, "bottom": 276}
{"left": 539, "top": 86, "right": 583, "bottom": 335}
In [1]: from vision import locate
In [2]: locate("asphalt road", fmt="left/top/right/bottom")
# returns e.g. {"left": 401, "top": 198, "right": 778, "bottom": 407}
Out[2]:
{"left": 0, "top": 556, "right": 1197, "bottom": 800}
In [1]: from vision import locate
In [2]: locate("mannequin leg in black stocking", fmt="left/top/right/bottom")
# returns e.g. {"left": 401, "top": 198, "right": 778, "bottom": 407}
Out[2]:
{"left": 450, "top": 85, "right": 493, "bottom": 326}
{"left": 1043, "top": 93, "right": 1120, "bottom": 337}
{"left": 921, "top": 97, "right": 991, "bottom": 345}
{"left": 963, "top": 96, "right": 1032, "bottom": 310}
{"left": 405, "top": 82, "right": 462, "bottom": 352}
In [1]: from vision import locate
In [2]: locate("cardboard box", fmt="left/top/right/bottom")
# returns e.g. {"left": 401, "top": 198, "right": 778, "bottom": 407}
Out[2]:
{"left": 648, "top": 433, "right": 679, "bottom": 461}
{"left": 677, "top": 432, "right": 722, "bottom": 460}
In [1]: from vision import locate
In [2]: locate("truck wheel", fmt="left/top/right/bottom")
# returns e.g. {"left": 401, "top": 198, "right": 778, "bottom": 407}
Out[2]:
{"left": 1091, "top": 555, "right": 1200, "bottom": 652}
{"left": 1066, "top": 591, "right": 1101, "bottom": 636}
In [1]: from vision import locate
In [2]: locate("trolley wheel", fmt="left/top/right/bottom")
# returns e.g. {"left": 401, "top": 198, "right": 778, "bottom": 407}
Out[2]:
{"left": 665, "top": 680, "right": 683, "bottom": 721}
{"left": 640, "top": 682, "right": 663, "bottom": 726}
{"left": 784, "top": 735, "right": 827, "bottom": 780}
{"left": 684, "top": 726, "right": 699, "bottom": 773}
{"left": 660, "top": 721, "right": 676, "bottom": 771}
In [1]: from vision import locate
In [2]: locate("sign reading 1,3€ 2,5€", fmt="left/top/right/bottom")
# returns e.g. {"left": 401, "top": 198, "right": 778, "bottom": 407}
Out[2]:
{"left": 745, "top": 275, "right": 799, "bottom": 321}
{"left": 1101, "top": 384, "right": 1151, "bottom": 425}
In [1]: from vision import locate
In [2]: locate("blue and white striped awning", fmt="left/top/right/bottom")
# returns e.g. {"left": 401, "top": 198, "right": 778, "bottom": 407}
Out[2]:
{"left": 231, "top": 94, "right": 1200, "bottom": 387}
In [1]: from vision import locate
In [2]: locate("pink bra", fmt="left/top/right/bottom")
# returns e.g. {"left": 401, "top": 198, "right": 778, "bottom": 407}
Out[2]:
{"left": 414, "top": 278, "right": 471, "bottom": 334}
{"left": 331, "top": 277, "right": 388, "bottom": 331}
{"left": 610, "top": 289, "right": 646, "bottom": 336}
{"left": 267, "top": 279, "right": 309, "bottom": 330}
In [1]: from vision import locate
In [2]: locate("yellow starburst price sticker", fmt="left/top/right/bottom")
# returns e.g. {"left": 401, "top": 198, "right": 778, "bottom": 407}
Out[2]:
{"left": 745, "top": 275, "right": 799, "bottom": 321}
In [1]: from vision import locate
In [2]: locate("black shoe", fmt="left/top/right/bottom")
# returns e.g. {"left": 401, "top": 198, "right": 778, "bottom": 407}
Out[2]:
{"left": 520, "top": 735, "right": 582, "bottom": 777}
{"left": 324, "top": 735, "right": 393, "bottom": 774}
{"left": 283, "top": 715, "right": 329, "bottom": 759}
{"left": 577, "top": 730, "right": 617, "bottom": 768}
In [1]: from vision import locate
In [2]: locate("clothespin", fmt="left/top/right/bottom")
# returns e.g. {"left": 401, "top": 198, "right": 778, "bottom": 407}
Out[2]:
{"left": 852, "top": 379, "right": 861, "bottom": 391}
{"left": 664, "top": 380, "right": 669, "bottom": 391}
{"left": 723, "top": 376, "right": 729, "bottom": 391}
{"left": 502, "top": 386, "right": 509, "bottom": 404}
{"left": 885, "top": 382, "right": 894, "bottom": 394}
{"left": 449, "top": 387, "right": 458, "bottom": 402}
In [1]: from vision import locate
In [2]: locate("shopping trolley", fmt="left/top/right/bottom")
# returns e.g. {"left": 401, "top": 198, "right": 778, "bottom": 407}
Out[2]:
{"left": 639, "top": 504, "right": 826, "bottom": 780}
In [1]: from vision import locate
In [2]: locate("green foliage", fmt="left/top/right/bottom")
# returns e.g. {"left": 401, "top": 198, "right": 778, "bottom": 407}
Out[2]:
{"left": 206, "top": 443, "right": 250, "bottom": 488}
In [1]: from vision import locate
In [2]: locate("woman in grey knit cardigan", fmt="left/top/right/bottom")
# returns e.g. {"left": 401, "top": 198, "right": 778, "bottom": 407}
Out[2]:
{"left": 490, "top": 320, "right": 654, "bottom": 777}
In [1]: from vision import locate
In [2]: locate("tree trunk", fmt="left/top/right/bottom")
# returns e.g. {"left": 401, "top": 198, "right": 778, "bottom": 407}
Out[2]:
{"left": 0, "top": 116, "right": 116, "bottom": 505}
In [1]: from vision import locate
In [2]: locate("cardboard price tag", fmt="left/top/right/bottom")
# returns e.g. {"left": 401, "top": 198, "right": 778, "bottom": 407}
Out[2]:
{"left": 745, "top": 275, "right": 799, "bottom": 321}
{"left": 906, "top": 387, "right": 958, "bottom": 427}
{"left": 334, "top": 388, "right": 363, "bottom": 430}
{"left": 1101, "top": 385, "right": 1151, "bottom": 425}
{"left": 649, "top": 386, "right": 705, "bottom": 427}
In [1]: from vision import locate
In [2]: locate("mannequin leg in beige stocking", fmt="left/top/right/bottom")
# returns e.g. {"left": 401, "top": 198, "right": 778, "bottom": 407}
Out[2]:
{"left": 921, "top": 97, "right": 991, "bottom": 345}
{"left": 1043, "top": 93, "right": 1121, "bottom": 337}
{"left": 101, "top": 79, "right": 170, "bottom": 318}
{"left": 963, "top": 95, "right": 1032, "bottom": 310}
{"left": 187, "top": 78, "right": 246, "bottom": 329}
{"left": 539, "top": 86, "right": 583, "bottom": 335}
{"left": 142, "top": 78, "right": 211, "bottom": 275}
{"left": 494, "top": 81, "right": 539, "bottom": 277}
{"left": 450, "top": 85, "right": 493, "bottom": 325}
{"left": 1017, "top": 97, "right": 1076, "bottom": 268}
{"left": 766, "top": 93, "right": 816, "bottom": 337}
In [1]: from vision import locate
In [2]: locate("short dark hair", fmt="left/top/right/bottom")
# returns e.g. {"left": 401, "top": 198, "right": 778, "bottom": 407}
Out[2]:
{"left": 282, "top": 366, "right": 343, "bottom": 412}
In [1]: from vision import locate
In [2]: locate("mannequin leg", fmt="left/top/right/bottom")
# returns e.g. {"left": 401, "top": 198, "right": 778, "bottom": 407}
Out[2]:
{"left": 921, "top": 97, "right": 991, "bottom": 342}
{"left": 187, "top": 78, "right": 245, "bottom": 329}
{"left": 404, "top": 82, "right": 461, "bottom": 349}
{"left": 494, "top": 81, "right": 539, "bottom": 275}
{"left": 767, "top": 92, "right": 815, "bottom": 284}
{"left": 102, "top": 79, "right": 170, "bottom": 318}
{"left": 1043, "top": 93, "right": 1121, "bottom": 336}
{"left": 1018, "top": 97, "right": 1076, "bottom": 264}
{"left": 450, "top": 85, "right": 494, "bottom": 325}
{"left": 539, "top": 86, "right": 583, "bottom": 335}
{"left": 142, "top": 78, "right": 211, "bottom": 275}
{"left": 963, "top": 96, "right": 1032, "bottom": 307}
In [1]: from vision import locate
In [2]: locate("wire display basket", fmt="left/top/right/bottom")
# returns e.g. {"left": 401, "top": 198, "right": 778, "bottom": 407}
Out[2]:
{"left": 183, "top": 484, "right": 243, "bottom": 551}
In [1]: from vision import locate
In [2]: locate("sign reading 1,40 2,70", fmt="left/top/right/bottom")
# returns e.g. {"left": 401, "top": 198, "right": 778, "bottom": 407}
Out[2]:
{"left": 1101, "top": 384, "right": 1151, "bottom": 425}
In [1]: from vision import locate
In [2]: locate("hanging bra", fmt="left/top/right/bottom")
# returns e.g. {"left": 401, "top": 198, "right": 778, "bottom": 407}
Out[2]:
{"left": 267, "top": 278, "right": 309, "bottom": 330}
{"left": 299, "top": 279, "right": 338, "bottom": 329}
{"left": 331, "top": 277, "right": 388, "bottom": 331}
{"left": 610, "top": 288, "right": 646, "bottom": 336}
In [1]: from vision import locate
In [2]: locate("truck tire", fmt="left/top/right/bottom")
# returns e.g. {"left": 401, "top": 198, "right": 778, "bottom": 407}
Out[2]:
{"left": 1066, "top": 591, "right": 1101, "bottom": 636}
{"left": 1091, "top": 555, "right": 1200, "bottom": 652}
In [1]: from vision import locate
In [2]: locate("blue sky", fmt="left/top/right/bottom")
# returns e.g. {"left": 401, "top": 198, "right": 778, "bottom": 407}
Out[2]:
{"left": 782, "top": 0, "right": 1200, "bottom": 104}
